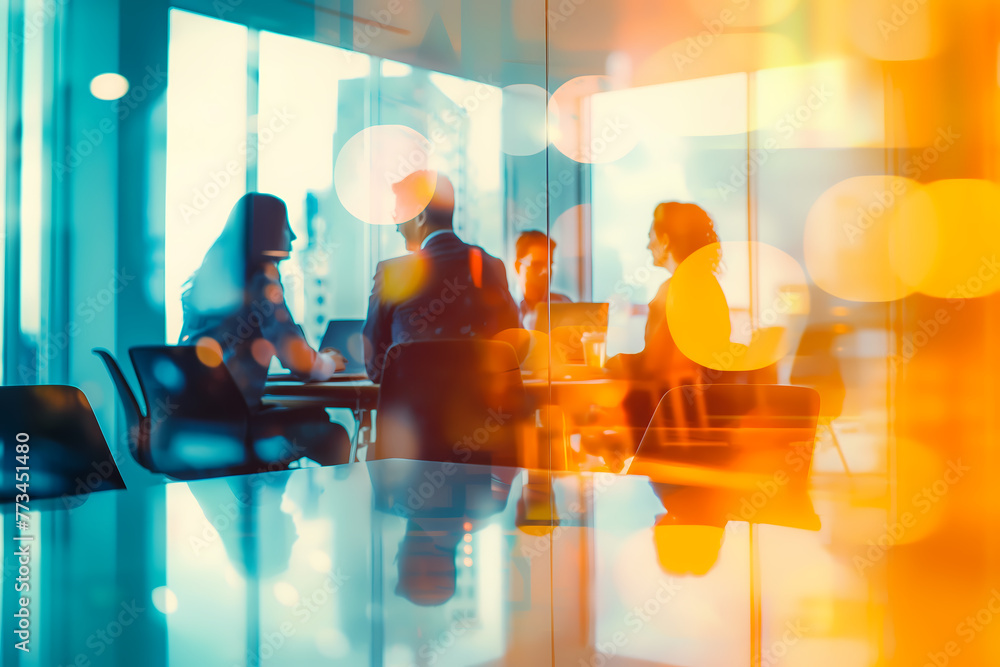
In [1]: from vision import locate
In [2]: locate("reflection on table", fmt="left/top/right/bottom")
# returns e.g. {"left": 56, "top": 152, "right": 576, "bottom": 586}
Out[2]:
{"left": 5, "top": 457, "right": 862, "bottom": 667}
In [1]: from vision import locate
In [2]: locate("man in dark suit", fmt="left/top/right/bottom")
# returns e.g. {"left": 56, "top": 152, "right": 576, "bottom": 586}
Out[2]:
{"left": 362, "top": 171, "right": 519, "bottom": 382}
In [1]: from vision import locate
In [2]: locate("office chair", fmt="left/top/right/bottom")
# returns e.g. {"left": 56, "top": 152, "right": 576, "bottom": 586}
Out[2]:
{"left": 129, "top": 345, "right": 337, "bottom": 479}
{"left": 632, "top": 383, "right": 821, "bottom": 523}
{"left": 630, "top": 383, "right": 821, "bottom": 667}
{"left": 371, "top": 340, "right": 528, "bottom": 468}
{"left": 93, "top": 348, "right": 153, "bottom": 470}
{"left": 790, "top": 325, "right": 852, "bottom": 478}
{"left": 0, "top": 385, "right": 126, "bottom": 503}
{"left": 493, "top": 328, "right": 549, "bottom": 375}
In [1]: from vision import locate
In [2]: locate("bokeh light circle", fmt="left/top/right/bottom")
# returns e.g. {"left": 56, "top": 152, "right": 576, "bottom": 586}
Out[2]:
{"left": 334, "top": 125, "right": 435, "bottom": 225}
{"left": 805, "top": 175, "right": 925, "bottom": 302}
{"left": 838, "top": 438, "right": 948, "bottom": 548}
{"left": 549, "top": 76, "right": 638, "bottom": 164}
{"left": 90, "top": 73, "right": 129, "bottom": 100}
{"left": 667, "top": 242, "right": 810, "bottom": 372}
{"left": 194, "top": 337, "right": 223, "bottom": 367}
{"left": 501, "top": 84, "right": 550, "bottom": 156}
{"left": 151, "top": 586, "right": 178, "bottom": 614}
{"left": 893, "top": 179, "right": 1000, "bottom": 299}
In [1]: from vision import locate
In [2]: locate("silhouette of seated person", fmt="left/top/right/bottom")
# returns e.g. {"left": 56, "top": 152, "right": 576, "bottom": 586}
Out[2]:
{"left": 514, "top": 230, "right": 572, "bottom": 330}
{"left": 370, "top": 458, "right": 514, "bottom": 607}
{"left": 606, "top": 203, "right": 727, "bottom": 415}
{"left": 649, "top": 483, "right": 730, "bottom": 577}
{"left": 394, "top": 519, "right": 464, "bottom": 607}
{"left": 186, "top": 473, "right": 299, "bottom": 580}
{"left": 637, "top": 385, "right": 821, "bottom": 575}
{"left": 362, "top": 170, "right": 519, "bottom": 383}
{"left": 179, "top": 193, "right": 350, "bottom": 466}
{"left": 605, "top": 203, "right": 780, "bottom": 433}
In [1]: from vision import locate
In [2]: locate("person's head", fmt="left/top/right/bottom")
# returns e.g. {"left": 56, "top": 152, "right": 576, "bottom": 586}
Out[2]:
{"left": 395, "top": 528, "right": 459, "bottom": 607}
{"left": 514, "top": 231, "right": 556, "bottom": 304}
{"left": 393, "top": 170, "right": 456, "bottom": 252}
{"left": 648, "top": 202, "right": 720, "bottom": 273}
{"left": 233, "top": 192, "right": 296, "bottom": 265}
{"left": 183, "top": 193, "right": 294, "bottom": 315}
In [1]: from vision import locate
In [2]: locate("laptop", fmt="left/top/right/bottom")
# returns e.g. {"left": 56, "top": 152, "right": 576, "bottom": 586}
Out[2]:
{"left": 533, "top": 302, "right": 609, "bottom": 365}
{"left": 320, "top": 319, "right": 367, "bottom": 375}
{"left": 268, "top": 319, "right": 368, "bottom": 381}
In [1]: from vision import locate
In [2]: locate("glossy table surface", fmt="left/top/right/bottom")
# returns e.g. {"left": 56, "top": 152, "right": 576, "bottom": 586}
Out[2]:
{"left": 263, "top": 371, "right": 640, "bottom": 410}
{"left": 0, "top": 456, "right": 865, "bottom": 667}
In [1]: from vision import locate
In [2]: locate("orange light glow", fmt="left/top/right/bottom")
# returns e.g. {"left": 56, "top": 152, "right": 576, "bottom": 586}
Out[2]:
{"left": 194, "top": 337, "right": 224, "bottom": 367}
{"left": 893, "top": 179, "right": 1000, "bottom": 299}
{"left": 333, "top": 125, "right": 435, "bottom": 225}
{"left": 805, "top": 175, "right": 925, "bottom": 302}
{"left": 668, "top": 242, "right": 809, "bottom": 371}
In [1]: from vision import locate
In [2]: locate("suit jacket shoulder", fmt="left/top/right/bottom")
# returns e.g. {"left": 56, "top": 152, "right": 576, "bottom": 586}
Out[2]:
{"left": 375, "top": 252, "right": 429, "bottom": 305}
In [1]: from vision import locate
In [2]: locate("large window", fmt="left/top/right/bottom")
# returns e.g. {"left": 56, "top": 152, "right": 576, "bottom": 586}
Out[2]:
{"left": 165, "top": 10, "right": 503, "bottom": 348}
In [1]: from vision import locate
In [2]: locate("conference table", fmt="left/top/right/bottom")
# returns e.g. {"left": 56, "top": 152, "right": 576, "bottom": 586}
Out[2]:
{"left": 0, "top": 457, "right": 856, "bottom": 667}
{"left": 262, "top": 370, "right": 634, "bottom": 412}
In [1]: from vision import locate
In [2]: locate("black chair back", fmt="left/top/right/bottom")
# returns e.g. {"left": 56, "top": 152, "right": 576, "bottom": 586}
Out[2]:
{"left": 0, "top": 385, "right": 126, "bottom": 504}
{"left": 93, "top": 348, "right": 151, "bottom": 469}
{"left": 633, "top": 384, "right": 821, "bottom": 530}
{"left": 372, "top": 340, "right": 525, "bottom": 468}
{"left": 790, "top": 326, "right": 846, "bottom": 420}
{"left": 129, "top": 345, "right": 252, "bottom": 475}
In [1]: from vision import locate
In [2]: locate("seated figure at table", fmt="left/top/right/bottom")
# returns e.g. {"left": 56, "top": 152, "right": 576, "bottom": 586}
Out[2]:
{"left": 394, "top": 519, "right": 464, "bottom": 606}
{"left": 605, "top": 202, "right": 730, "bottom": 429}
{"left": 363, "top": 171, "right": 519, "bottom": 382}
{"left": 179, "top": 192, "right": 350, "bottom": 466}
{"left": 514, "top": 230, "right": 572, "bottom": 329}
{"left": 368, "top": 458, "right": 514, "bottom": 607}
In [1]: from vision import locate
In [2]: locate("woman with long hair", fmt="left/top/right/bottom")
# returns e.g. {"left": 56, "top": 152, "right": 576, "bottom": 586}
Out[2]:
{"left": 610, "top": 202, "right": 727, "bottom": 378}
{"left": 180, "top": 193, "right": 349, "bottom": 466}
{"left": 606, "top": 202, "right": 731, "bottom": 433}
